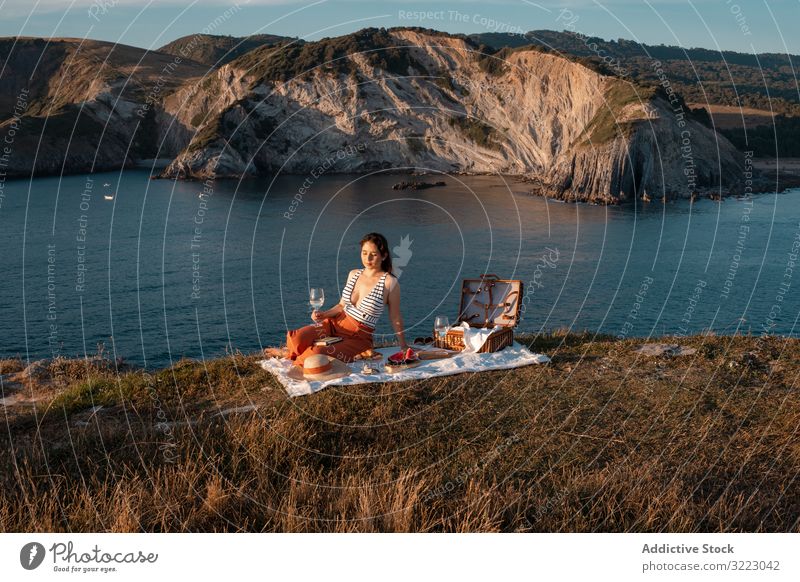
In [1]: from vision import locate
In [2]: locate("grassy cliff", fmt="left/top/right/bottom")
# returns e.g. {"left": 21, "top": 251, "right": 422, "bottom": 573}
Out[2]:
{"left": 157, "top": 33, "right": 293, "bottom": 68}
{"left": 1, "top": 332, "right": 798, "bottom": 532}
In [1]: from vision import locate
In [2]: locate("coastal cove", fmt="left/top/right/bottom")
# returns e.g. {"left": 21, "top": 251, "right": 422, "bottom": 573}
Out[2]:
{"left": 1, "top": 169, "right": 798, "bottom": 368}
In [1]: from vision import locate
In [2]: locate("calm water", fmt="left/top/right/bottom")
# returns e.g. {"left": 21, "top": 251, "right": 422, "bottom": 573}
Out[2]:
{"left": 1, "top": 169, "right": 798, "bottom": 368}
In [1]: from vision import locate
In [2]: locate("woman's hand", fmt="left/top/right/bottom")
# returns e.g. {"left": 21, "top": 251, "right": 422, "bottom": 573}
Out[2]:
{"left": 311, "top": 310, "right": 326, "bottom": 323}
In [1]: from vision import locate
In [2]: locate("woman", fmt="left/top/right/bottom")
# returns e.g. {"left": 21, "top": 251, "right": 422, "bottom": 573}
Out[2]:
{"left": 267, "top": 233, "right": 408, "bottom": 367}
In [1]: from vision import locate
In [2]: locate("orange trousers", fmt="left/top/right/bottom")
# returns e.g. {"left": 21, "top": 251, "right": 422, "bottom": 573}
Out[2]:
{"left": 286, "top": 310, "right": 373, "bottom": 367}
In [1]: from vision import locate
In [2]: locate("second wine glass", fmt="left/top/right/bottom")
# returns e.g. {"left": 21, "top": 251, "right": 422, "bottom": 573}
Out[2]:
{"left": 434, "top": 315, "right": 450, "bottom": 340}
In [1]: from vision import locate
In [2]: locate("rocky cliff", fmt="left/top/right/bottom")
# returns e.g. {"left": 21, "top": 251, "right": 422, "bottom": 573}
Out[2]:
{"left": 0, "top": 29, "right": 743, "bottom": 202}
{"left": 158, "top": 28, "right": 742, "bottom": 202}
{"left": 0, "top": 37, "right": 207, "bottom": 176}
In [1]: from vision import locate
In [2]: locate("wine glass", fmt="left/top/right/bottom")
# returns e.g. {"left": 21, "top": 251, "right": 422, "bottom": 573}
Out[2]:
{"left": 434, "top": 315, "right": 450, "bottom": 341}
{"left": 309, "top": 288, "right": 324, "bottom": 327}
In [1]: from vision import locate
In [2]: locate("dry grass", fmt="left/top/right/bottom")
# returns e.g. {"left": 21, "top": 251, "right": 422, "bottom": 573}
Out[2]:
{"left": 1, "top": 333, "right": 798, "bottom": 532}
{"left": 688, "top": 103, "right": 776, "bottom": 130}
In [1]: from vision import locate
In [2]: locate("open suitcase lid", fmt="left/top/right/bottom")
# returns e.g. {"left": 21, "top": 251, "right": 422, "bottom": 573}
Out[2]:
{"left": 456, "top": 274, "right": 523, "bottom": 329}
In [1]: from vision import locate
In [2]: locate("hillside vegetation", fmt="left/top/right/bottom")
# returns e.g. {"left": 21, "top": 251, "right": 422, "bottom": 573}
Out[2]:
{"left": 160, "top": 27, "right": 741, "bottom": 202}
{"left": 157, "top": 33, "right": 294, "bottom": 68}
{"left": 475, "top": 30, "right": 800, "bottom": 157}
{"left": 1, "top": 333, "right": 797, "bottom": 532}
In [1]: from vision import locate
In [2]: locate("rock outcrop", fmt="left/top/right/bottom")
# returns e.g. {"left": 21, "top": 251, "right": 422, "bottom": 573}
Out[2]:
{"left": 0, "top": 29, "right": 743, "bottom": 202}
{"left": 0, "top": 37, "right": 207, "bottom": 177}
{"left": 158, "top": 28, "right": 742, "bottom": 202}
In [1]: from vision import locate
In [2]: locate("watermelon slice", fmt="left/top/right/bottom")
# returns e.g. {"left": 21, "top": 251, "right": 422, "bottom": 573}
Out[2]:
{"left": 388, "top": 348, "right": 419, "bottom": 364}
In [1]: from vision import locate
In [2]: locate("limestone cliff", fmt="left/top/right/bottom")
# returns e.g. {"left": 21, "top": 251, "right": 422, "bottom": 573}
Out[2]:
{"left": 0, "top": 30, "right": 742, "bottom": 202}
{"left": 158, "top": 28, "right": 741, "bottom": 202}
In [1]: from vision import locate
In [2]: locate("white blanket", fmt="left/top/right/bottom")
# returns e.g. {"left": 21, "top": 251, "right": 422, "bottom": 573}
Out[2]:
{"left": 259, "top": 342, "right": 550, "bottom": 397}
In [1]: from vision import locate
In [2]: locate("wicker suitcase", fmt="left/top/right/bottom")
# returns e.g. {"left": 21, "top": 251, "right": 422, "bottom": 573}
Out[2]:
{"left": 434, "top": 274, "right": 523, "bottom": 353}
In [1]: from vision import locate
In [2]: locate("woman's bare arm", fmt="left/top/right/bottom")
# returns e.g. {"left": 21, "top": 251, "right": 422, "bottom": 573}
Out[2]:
{"left": 313, "top": 303, "right": 343, "bottom": 322}
{"left": 386, "top": 277, "right": 408, "bottom": 350}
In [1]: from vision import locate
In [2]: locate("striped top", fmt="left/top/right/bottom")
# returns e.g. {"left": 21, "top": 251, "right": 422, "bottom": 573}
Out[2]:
{"left": 341, "top": 269, "right": 388, "bottom": 329}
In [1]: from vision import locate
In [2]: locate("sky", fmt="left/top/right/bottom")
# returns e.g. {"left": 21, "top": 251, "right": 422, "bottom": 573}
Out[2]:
{"left": 0, "top": 0, "right": 798, "bottom": 55}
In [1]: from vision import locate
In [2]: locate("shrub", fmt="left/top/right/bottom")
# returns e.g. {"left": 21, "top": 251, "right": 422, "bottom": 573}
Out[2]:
{"left": 579, "top": 80, "right": 657, "bottom": 145}
{"left": 50, "top": 378, "right": 117, "bottom": 414}
{"left": 232, "top": 28, "right": 427, "bottom": 84}
{"left": 448, "top": 116, "right": 504, "bottom": 151}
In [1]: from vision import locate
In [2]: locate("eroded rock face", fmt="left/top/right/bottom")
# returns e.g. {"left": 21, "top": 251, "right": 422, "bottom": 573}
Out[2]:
{"left": 158, "top": 29, "right": 742, "bottom": 202}
{"left": 1, "top": 31, "right": 743, "bottom": 202}
{"left": 0, "top": 38, "right": 209, "bottom": 178}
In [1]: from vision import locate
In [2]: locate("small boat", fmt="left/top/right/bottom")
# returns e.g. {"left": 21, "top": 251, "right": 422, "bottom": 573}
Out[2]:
{"left": 104, "top": 194, "right": 114, "bottom": 200}
{"left": 103, "top": 183, "right": 111, "bottom": 187}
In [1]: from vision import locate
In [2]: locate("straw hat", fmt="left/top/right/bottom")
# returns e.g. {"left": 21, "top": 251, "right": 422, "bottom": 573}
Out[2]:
{"left": 288, "top": 354, "right": 352, "bottom": 381}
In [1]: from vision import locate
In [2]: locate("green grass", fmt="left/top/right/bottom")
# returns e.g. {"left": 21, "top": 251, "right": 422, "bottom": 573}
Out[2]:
{"left": 231, "top": 28, "right": 428, "bottom": 84}
{"left": 14, "top": 107, "right": 105, "bottom": 143}
{"left": 49, "top": 378, "right": 119, "bottom": 414}
{"left": 190, "top": 109, "right": 211, "bottom": 128}
{"left": 579, "top": 80, "right": 658, "bottom": 145}
{"left": 433, "top": 75, "right": 456, "bottom": 93}
{"left": 432, "top": 75, "right": 459, "bottom": 103}
{"left": 473, "top": 43, "right": 618, "bottom": 79}
{"left": 186, "top": 118, "right": 225, "bottom": 153}
{"left": 448, "top": 116, "right": 504, "bottom": 151}
{"left": 474, "top": 45, "right": 548, "bottom": 76}
{"left": 405, "top": 133, "right": 428, "bottom": 156}
{"left": 186, "top": 98, "right": 277, "bottom": 155}
{"left": 2, "top": 333, "right": 798, "bottom": 532}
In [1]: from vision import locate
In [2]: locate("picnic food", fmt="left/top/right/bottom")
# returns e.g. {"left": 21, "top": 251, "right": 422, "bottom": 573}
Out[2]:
{"left": 388, "top": 347, "right": 418, "bottom": 364}
{"left": 354, "top": 348, "right": 383, "bottom": 361}
{"left": 263, "top": 346, "right": 289, "bottom": 359}
{"left": 385, "top": 348, "right": 422, "bottom": 373}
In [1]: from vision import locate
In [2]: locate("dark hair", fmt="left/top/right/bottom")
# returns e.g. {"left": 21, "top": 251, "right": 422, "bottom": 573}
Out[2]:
{"left": 360, "top": 232, "right": 393, "bottom": 274}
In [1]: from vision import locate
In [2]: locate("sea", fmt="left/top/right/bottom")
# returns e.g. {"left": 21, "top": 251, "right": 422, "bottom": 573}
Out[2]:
{"left": 1, "top": 169, "right": 798, "bottom": 368}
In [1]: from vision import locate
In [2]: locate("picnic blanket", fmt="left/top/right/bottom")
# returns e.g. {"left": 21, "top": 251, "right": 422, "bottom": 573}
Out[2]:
{"left": 260, "top": 342, "right": 550, "bottom": 397}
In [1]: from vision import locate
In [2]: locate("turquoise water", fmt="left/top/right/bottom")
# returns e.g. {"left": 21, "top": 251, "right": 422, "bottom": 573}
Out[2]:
{"left": 1, "top": 169, "right": 798, "bottom": 368}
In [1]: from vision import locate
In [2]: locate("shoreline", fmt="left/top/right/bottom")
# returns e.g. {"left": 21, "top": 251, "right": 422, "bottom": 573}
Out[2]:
{"left": 4, "top": 161, "right": 800, "bottom": 203}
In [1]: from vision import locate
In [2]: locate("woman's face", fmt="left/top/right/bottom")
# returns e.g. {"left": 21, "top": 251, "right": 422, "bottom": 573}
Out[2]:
{"left": 361, "top": 241, "right": 385, "bottom": 270}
